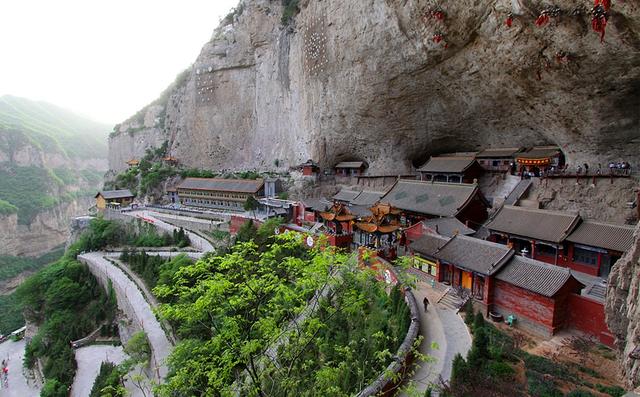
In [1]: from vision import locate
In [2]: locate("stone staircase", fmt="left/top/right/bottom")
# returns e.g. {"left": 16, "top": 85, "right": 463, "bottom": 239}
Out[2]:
{"left": 437, "top": 287, "right": 466, "bottom": 310}
{"left": 504, "top": 179, "right": 533, "bottom": 206}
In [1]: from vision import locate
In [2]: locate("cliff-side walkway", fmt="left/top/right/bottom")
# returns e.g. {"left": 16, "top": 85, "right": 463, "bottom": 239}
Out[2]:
{"left": 401, "top": 280, "right": 472, "bottom": 396}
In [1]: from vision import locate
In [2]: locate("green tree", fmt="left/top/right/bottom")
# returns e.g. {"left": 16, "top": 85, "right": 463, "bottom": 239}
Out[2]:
{"left": 153, "top": 233, "right": 412, "bottom": 396}
{"left": 235, "top": 220, "right": 257, "bottom": 243}
{"left": 243, "top": 195, "right": 260, "bottom": 218}
{"left": 41, "top": 379, "right": 68, "bottom": 397}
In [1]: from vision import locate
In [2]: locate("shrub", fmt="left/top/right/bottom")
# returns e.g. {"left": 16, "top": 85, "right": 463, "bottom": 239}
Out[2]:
{"left": 463, "top": 300, "right": 474, "bottom": 329}
{"left": 595, "top": 384, "right": 625, "bottom": 397}
{"left": 567, "top": 390, "right": 596, "bottom": 397}
{"left": 488, "top": 360, "right": 515, "bottom": 379}
{"left": 281, "top": 0, "right": 300, "bottom": 24}
{"left": 526, "top": 369, "right": 563, "bottom": 397}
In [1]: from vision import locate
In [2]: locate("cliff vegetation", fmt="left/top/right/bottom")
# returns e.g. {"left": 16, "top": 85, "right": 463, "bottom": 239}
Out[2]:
{"left": 152, "top": 231, "right": 411, "bottom": 396}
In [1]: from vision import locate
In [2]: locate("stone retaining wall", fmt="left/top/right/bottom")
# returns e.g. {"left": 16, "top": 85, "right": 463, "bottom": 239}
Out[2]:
{"left": 356, "top": 261, "right": 421, "bottom": 397}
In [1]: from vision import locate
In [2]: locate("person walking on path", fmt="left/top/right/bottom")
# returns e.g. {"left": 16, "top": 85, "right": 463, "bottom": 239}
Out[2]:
{"left": 423, "top": 296, "right": 430, "bottom": 312}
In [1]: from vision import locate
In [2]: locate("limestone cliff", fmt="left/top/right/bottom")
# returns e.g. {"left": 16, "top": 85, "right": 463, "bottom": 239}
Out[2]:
{"left": 606, "top": 223, "right": 640, "bottom": 389}
{"left": 109, "top": 0, "right": 640, "bottom": 175}
{"left": 0, "top": 197, "right": 93, "bottom": 257}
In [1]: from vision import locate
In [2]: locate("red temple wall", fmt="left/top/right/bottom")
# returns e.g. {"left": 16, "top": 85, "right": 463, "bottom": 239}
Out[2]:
{"left": 567, "top": 294, "right": 614, "bottom": 347}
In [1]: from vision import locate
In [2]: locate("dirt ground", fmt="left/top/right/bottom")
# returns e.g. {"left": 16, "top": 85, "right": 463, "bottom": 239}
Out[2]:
{"left": 503, "top": 324, "right": 625, "bottom": 395}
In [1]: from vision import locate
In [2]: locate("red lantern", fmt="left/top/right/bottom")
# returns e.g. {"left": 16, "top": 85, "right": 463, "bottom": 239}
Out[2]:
{"left": 505, "top": 17, "right": 513, "bottom": 27}
{"left": 433, "top": 33, "right": 444, "bottom": 43}
{"left": 535, "top": 13, "right": 550, "bottom": 27}
{"left": 591, "top": 4, "right": 608, "bottom": 42}
{"left": 505, "top": 13, "right": 513, "bottom": 27}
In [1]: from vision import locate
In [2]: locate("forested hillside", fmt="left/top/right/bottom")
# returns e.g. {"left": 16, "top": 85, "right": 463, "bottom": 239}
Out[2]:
{"left": 0, "top": 95, "right": 110, "bottom": 255}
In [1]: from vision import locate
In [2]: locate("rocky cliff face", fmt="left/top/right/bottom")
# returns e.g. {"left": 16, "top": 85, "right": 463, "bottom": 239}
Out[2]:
{"left": 0, "top": 197, "right": 92, "bottom": 257}
{"left": 109, "top": 0, "right": 640, "bottom": 174}
{"left": 607, "top": 223, "right": 640, "bottom": 389}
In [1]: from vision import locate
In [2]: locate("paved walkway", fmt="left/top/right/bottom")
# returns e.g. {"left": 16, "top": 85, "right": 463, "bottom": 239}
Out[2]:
{"left": 126, "top": 210, "right": 214, "bottom": 252}
{"left": 401, "top": 281, "right": 472, "bottom": 395}
{"left": 78, "top": 252, "right": 172, "bottom": 381}
{"left": 0, "top": 339, "right": 40, "bottom": 396}
{"left": 70, "top": 345, "right": 127, "bottom": 397}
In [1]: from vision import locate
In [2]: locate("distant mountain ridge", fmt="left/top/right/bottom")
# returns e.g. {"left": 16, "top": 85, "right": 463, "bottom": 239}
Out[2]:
{"left": 0, "top": 95, "right": 110, "bottom": 160}
{"left": 0, "top": 95, "right": 110, "bottom": 255}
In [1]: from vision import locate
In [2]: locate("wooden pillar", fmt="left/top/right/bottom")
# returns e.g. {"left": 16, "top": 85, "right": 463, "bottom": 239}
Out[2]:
{"left": 531, "top": 239, "right": 536, "bottom": 258}
{"left": 596, "top": 252, "right": 603, "bottom": 277}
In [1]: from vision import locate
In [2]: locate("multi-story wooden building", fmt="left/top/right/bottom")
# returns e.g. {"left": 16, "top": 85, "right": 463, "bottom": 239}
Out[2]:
{"left": 176, "top": 178, "right": 265, "bottom": 211}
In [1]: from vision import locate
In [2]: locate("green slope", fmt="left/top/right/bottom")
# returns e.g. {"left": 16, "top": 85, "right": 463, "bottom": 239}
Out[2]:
{"left": 0, "top": 95, "right": 111, "bottom": 224}
{"left": 0, "top": 95, "right": 111, "bottom": 159}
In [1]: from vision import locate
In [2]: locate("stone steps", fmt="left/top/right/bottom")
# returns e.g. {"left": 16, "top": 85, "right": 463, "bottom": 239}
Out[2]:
{"left": 438, "top": 289, "right": 464, "bottom": 310}
{"left": 504, "top": 179, "right": 533, "bottom": 206}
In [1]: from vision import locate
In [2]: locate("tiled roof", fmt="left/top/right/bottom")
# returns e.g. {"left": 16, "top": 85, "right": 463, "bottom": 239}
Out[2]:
{"left": 381, "top": 180, "right": 480, "bottom": 217}
{"left": 496, "top": 255, "right": 580, "bottom": 297}
{"left": 475, "top": 147, "right": 523, "bottom": 158}
{"left": 417, "top": 156, "right": 477, "bottom": 173}
{"left": 333, "top": 189, "right": 361, "bottom": 202}
{"left": 351, "top": 190, "right": 385, "bottom": 206}
{"left": 301, "top": 198, "right": 330, "bottom": 211}
{"left": 486, "top": 205, "right": 580, "bottom": 243}
{"left": 516, "top": 146, "right": 561, "bottom": 159}
{"left": 177, "top": 178, "right": 264, "bottom": 193}
{"left": 349, "top": 205, "right": 374, "bottom": 217}
{"left": 335, "top": 161, "right": 366, "bottom": 169}
{"left": 567, "top": 220, "right": 636, "bottom": 252}
{"left": 434, "top": 234, "right": 513, "bottom": 276}
{"left": 97, "top": 190, "right": 134, "bottom": 199}
{"left": 409, "top": 233, "right": 450, "bottom": 257}
{"left": 422, "top": 217, "right": 475, "bottom": 237}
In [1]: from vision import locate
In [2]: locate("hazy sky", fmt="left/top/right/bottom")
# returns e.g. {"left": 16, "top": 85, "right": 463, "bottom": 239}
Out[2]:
{"left": 0, "top": 0, "right": 238, "bottom": 125}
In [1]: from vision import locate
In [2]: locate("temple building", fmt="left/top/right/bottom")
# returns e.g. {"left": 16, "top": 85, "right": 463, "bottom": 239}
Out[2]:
{"left": 162, "top": 156, "right": 179, "bottom": 166}
{"left": 353, "top": 203, "right": 403, "bottom": 259}
{"left": 486, "top": 205, "right": 635, "bottom": 277}
{"left": 515, "top": 146, "right": 564, "bottom": 176}
{"left": 380, "top": 179, "right": 489, "bottom": 228}
{"left": 176, "top": 178, "right": 264, "bottom": 211}
{"left": 421, "top": 217, "right": 475, "bottom": 237}
{"left": 475, "top": 147, "right": 523, "bottom": 173}
{"left": 335, "top": 161, "right": 368, "bottom": 177}
{"left": 409, "top": 233, "right": 590, "bottom": 339}
{"left": 298, "top": 159, "right": 320, "bottom": 177}
{"left": 417, "top": 156, "right": 483, "bottom": 183}
{"left": 318, "top": 203, "right": 356, "bottom": 248}
{"left": 126, "top": 159, "right": 139, "bottom": 169}
{"left": 95, "top": 190, "right": 135, "bottom": 210}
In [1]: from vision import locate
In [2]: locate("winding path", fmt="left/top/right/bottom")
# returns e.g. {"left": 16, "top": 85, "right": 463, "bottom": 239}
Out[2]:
{"left": 126, "top": 210, "right": 214, "bottom": 252}
{"left": 78, "top": 252, "right": 172, "bottom": 381}
{"left": 401, "top": 280, "right": 472, "bottom": 396}
{"left": 0, "top": 340, "right": 40, "bottom": 397}
{"left": 70, "top": 345, "right": 127, "bottom": 397}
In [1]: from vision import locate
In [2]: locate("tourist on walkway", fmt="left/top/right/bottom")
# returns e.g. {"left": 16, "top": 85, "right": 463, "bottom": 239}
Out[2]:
{"left": 423, "top": 297, "right": 430, "bottom": 312}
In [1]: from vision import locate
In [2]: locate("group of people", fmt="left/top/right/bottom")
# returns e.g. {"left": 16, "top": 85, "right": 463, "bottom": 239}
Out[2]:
{"left": 546, "top": 161, "right": 633, "bottom": 177}
{"left": 1, "top": 359, "right": 8, "bottom": 389}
